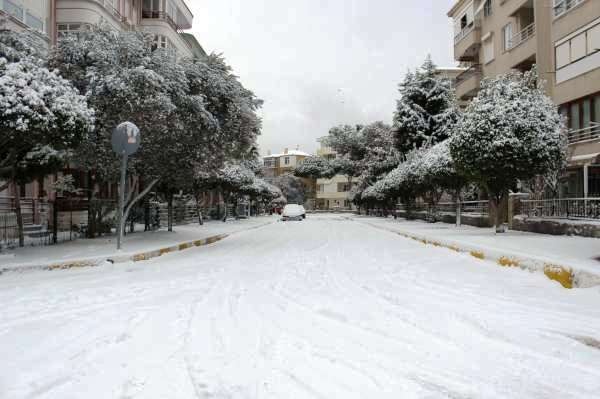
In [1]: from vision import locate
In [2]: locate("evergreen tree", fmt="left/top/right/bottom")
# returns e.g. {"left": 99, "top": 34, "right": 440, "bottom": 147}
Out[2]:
{"left": 392, "top": 56, "right": 458, "bottom": 155}
{"left": 450, "top": 68, "right": 565, "bottom": 231}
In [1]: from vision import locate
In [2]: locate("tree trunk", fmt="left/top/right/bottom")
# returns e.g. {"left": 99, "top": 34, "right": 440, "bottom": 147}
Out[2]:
{"left": 14, "top": 183, "right": 24, "bottom": 247}
{"left": 455, "top": 190, "right": 462, "bottom": 227}
{"left": 490, "top": 193, "right": 507, "bottom": 233}
{"left": 167, "top": 193, "right": 174, "bottom": 232}
{"left": 222, "top": 190, "right": 228, "bottom": 222}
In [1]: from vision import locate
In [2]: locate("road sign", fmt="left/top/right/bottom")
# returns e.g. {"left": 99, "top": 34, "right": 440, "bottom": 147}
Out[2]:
{"left": 112, "top": 122, "right": 140, "bottom": 156}
{"left": 112, "top": 122, "right": 141, "bottom": 250}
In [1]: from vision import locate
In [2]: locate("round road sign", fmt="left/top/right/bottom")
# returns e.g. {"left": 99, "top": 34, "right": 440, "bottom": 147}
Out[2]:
{"left": 112, "top": 122, "right": 141, "bottom": 156}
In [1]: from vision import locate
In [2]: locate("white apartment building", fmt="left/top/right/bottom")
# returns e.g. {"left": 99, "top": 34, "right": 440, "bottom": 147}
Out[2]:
{"left": 0, "top": 0, "right": 196, "bottom": 58}
{"left": 315, "top": 138, "right": 356, "bottom": 210}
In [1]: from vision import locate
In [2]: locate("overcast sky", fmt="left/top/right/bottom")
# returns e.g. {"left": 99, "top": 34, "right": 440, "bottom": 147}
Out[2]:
{"left": 189, "top": 1, "right": 457, "bottom": 156}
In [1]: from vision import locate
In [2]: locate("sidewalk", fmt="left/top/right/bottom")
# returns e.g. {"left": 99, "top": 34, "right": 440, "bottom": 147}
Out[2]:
{"left": 0, "top": 216, "right": 277, "bottom": 273}
{"left": 352, "top": 215, "right": 600, "bottom": 289}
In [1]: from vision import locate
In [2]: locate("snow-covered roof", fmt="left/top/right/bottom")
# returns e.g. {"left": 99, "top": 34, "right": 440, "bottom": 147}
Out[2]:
{"left": 263, "top": 150, "right": 311, "bottom": 158}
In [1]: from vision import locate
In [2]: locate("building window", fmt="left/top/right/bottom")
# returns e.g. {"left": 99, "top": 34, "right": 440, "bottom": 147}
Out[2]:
{"left": 57, "top": 23, "right": 93, "bottom": 38}
{"left": 26, "top": 12, "right": 44, "bottom": 33}
{"left": 503, "top": 23, "right": 513, "bottom": 51}
{"left": 561, "top": 93, "right": 600, "bottom": 132}
{"left": 3, "top": 0, "right": 23, "bottom": 22}
{"left": 555, "top": 20, "right": 600, "bottom": 71}
{"left": 337, "top": 183, "right": 350, "bottom": 193}
{"left": 284, "top": 157, "right": 290, "bottom": 165}
{"left": 143, "top": 0, "right": 162, "bottom": 18}
{"left": 484, "top": 0, "right": 492, "bottom": 17}
{"left": 483, "top": 35, "right": 494, "bottom": 64}
{"left": 554, "top": 0, "right": 585, "bottom": 18}
{"left": 317, "top": 184, "right": 324, "bottom": 193}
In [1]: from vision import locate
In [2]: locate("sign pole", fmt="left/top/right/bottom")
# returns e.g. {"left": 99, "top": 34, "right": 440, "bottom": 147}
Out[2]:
{"left": 111, "top": 121, "right": 141, "bottom": 251}
{"left": 117, "top": 151, "right": 128, "bottom": 250}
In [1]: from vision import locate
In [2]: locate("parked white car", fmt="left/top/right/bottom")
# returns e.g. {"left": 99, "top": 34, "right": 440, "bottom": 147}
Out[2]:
{"left": 282, "top": 204, "right": 306, "bottom": 221}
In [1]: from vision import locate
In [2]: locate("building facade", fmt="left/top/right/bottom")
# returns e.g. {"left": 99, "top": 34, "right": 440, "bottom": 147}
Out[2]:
{"left": 314, "top": 138, "right": 356, "bottom": 210}
{"left": 0, "top": 0, "right": 196, "bottom": 57}
{"left": 448, "top": 0, "right": 600, "bottom": 198}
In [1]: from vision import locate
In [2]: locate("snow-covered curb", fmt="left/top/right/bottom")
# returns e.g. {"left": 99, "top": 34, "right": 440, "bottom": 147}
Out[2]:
{"left": 355, "top": 219, "right": 600, "bottom": 289}
{"left": 0, "top": 221, "right": 274, "bottom": 275}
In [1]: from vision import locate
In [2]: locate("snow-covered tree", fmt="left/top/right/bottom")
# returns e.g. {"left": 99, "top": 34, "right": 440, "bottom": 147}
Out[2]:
{"left": 273, "top": 174, "right": 306, "bottom": 205}
{"left": 392, "top": 56, "right": 458, "bottom": 155}
{"left": 52, "top": 27, "right": 262, "bottom": 231}
{"left": 450, "top": 68, "right": 565, "bottom": 231}
{"left": 294, "top": 156, "right": 335, "bottom": 180}
{"left": 0, "top": 33, "right": 94, "bottom": 246}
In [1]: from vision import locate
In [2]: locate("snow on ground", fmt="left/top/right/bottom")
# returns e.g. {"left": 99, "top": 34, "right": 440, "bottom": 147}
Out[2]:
{"left": 354, "top": 215, "right": 600, "bottom": 275}
{"left": 0, "top": 216, "right": 275, "bottom": 269}
{"left": 1, "top": 214, "right": 600, "bottom": 398}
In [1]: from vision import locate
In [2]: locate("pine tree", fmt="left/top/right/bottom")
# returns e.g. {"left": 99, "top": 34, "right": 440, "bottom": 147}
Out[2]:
{"left": 392, "top": 56, "right": 458, "bottom": 155}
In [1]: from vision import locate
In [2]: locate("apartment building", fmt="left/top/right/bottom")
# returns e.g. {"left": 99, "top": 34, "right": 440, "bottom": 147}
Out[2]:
{"left": 314, "top": 138, "right": 356, "bottom": 210}
{"left": 0, "top": 0, "right": 196, "bottom": 57}
{"left": 0, "top": 0, "right": 200, "bottom": 202}
{"left": 448, "top": 0, "right": 600, "bottom": 198}
{"left": 262, "top": 148, "right": 311, "bottom": 180}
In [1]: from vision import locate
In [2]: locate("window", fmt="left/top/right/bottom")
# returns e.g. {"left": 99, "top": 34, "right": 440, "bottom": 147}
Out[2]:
{"left": 3, "top": 0, "right": 23, "bottom": 21}
{"left": 595, "top": 95, "right": 600, "bottom": 123}
{"left": 337, "top": 183, "right": 351, "bottom": 193}
{"left": 284, "top": 157, "right": 290, "bottom": 165}
{"left": 555, "top": 21, "right": 600, "bottom": 71}
{"left": 588, "top": 24, "right": 600, "bottom": 55}
{"left": 484, "top": 0, "right": 492, "bottom": 17}
{"left": 571, "top": 33, "right": 587, "bottom": 61}
{"left": 143, "top": 0, "right": 161, "bottom": 18}
{"left": 483, "top": 35, "right": 494, "bottom": 64}
{"left": 460, "top": 15, "right": 468, "bottom": 30}
{"left": 57, "top": 23, "right": 92, "bottom": 39}
{"left": 570, "top": 103, "right": 581, "bottom": 130}
{"left": 554, "top": 0, "right": 585, "bottom": 18}
{"left": 26, "top": 12, "right": 44, "bottom": 33}
{"left": 503, "top": 23, "right": 513, "bottom": 50}
{"left": 317, "top": 184, "right": 324, "bottom": 193}
{"left": 556, "top": 41, "right": 570, "bottom": 69}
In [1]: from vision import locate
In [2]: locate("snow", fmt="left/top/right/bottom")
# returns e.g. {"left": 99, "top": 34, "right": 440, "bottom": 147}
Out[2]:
{"left": 1, "top": 214, "right": 600, "bottom": 398}
{"left": 1, "top": 217, "right": 275, "bottom": 271}
{"left": 355, "top": 215, "right": 600, "bottom": 276}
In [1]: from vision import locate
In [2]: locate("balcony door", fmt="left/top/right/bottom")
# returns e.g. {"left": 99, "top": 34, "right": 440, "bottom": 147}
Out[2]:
{"left": 143, "top": 0, "right": 162, "bottom": 18}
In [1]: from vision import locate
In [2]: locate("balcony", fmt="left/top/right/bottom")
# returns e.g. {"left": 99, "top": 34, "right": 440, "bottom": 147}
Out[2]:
{"left": 568, "top": 124, "right": 600, "bottom": 146}
{"left": 454, "top": 64, "right": 482, "bottom": 100}
{"left": 453, "top": 20, "right": 481, "bottom": 62}
{"left": 142, "top": 10, "right": 180, "bottom": 32}
{"left": 505, "top": 23, "right": 536, "bottom": 69}
{"left": 506, "top": 23, "right": 535, "bottom": 51}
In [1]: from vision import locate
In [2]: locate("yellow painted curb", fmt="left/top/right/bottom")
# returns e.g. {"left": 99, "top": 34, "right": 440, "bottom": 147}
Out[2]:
{"left": 544, "top": 264, "right": 574, "bottom": 289}
{"left": 498, "top": 256, "right": 520, "bottom": 268}
{"left": 470, "top": 251, "right": 485, "bottom": 260}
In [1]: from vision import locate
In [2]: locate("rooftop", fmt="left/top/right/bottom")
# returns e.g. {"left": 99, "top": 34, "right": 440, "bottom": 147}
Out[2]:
{"left": 263, "top": 150, "right": 312, "bottom": 159}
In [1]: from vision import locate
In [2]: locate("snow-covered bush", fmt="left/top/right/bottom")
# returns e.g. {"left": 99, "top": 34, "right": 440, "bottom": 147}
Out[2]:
{"left": 294, "top": 156, "right": 335, "bottom": 179}
{"left": 0, "top": 33, "right": 94, "bottom": 245}
{"left": 450, "top": 67, "right": 565, "bottom": 229}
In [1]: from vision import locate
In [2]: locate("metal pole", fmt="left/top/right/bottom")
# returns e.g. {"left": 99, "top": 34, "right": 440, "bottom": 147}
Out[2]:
{"left": 117, "top": 151, "right": 127, "bottom": 250}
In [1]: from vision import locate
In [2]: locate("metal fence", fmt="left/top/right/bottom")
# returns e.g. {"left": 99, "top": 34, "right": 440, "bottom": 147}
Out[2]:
{"left": 397, "top": 200, "right": 489, "bottom": 216}
{"left": 520, "top": 198, "right": 600, "bottom": 221}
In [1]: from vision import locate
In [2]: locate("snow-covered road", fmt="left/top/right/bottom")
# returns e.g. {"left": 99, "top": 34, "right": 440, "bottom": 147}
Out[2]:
{"left": 2, "top": 215, "right": 600, "bottom": 398}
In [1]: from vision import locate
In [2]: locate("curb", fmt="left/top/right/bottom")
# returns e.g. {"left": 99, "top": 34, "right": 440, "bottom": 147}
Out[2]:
{"left": 1, "top": 219, "right": 276, "bottom": 276}
{"left": 356, "top": 220, "right": 600, "bottom": 290}
{"left": 0, "top": 233, "right": 230, "bottom": 275}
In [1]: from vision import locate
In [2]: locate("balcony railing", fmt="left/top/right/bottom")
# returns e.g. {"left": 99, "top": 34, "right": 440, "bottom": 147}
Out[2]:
{"left": 454, "top": 22, "right": 475, "bottom": 45}
{"left": 142, "top": 10, "right": 180, "bottom": 32}
{"left": 567, "top": 123, "right": 600, "bottom": 145}
{"left": 506, "top": 23, "right": 535, "bottom": 51}
{"left": 520, "top": 198, "right": 600, "bottom": 220}
{"left": 454, "top": 64, "right": 482, "bottom": 86}
{"left": 554, "top": 0, "right": 585, "bottom": 18}
{"left": 92, "top": 0, "right": 124, "bottom": 23}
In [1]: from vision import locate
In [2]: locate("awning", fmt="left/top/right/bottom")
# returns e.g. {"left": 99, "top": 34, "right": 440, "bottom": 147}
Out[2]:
{"left": 569, "top": 152, "right": 600, "bottom": 166}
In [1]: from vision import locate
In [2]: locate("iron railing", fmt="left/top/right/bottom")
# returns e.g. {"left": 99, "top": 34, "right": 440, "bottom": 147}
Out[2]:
{"left": 554, "top": 0, "right": 585, "bottom": 18}
{"left": 520, "top": 198, "right": 600, "bottom": 220}
{"left": 454, "top": 21, "right": 476, "bottom": 45}
{"left": 397, "top": 200, "right": 489, "bottom": 216}
{"left": 141, "top": 10, "right": 180, "bottom": 31}
{"left": 567, "top": 123, "right": 600, "bottom": 145}
{"left": 506, "top": 23, "right": 535, "bottom": 51}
